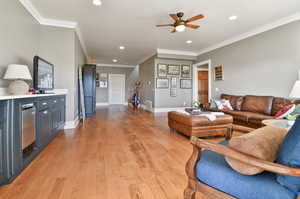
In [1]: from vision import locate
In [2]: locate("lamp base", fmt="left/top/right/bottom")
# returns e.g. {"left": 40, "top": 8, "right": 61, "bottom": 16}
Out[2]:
{"left": 8, "top": 80, "right": 29, "bottom": 95}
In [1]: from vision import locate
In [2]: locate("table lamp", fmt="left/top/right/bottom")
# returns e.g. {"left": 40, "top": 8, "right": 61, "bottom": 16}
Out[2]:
{"left": 3, "top": 64, "right": 32, "bottom": 95}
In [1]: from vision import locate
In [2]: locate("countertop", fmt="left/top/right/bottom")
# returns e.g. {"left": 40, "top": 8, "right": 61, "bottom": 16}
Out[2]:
{"left": 0, "top": 90, "right": 68, "bottom": 101}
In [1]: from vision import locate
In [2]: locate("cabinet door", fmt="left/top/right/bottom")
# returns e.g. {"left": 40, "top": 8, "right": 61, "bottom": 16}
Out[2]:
{"left": 51, "top": 107, "right": 60, "bottom": 136}
{"left": 39, "top": 109, "right": 52, "bottom": 147}
{"left": 0, "top": 126, "right": 4, "bottom": 185}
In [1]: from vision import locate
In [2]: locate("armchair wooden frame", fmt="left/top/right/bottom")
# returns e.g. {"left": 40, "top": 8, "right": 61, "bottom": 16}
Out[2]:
{"left": 184, "top": 136, "right": 300, "bottom": 199}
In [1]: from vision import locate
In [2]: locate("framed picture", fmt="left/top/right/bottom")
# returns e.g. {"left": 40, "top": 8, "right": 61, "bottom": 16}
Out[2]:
{"left": 214, "top": 65, "right": 224, "bottom": 81}
{"left": 156, "top": 78, "right": 169, "bottom": 89}
{"left": 170, "top": 88, "right": 177, "bottom": 97}
{"left": 181, "top": 65, "right": 191, "bottom": 78}
{"left": 100, "top": 73, "right": 108, "bottom": 81}
{"left": 96, "top": 73, "right": 100, "bottom": 81}
{"left": 171, "top": 77, "right": 177, "bottom": 88}
{"left": 99, "top": 80, "right": 108, "bottom": 88}
{"left": 180, "top": 79, "right": 192, "bottom": 89}
{"left": 167, "top": 65, "right": 180, "bottom": 75}
{"left": 157, "top": 64, "right": 168, "bottom": 77}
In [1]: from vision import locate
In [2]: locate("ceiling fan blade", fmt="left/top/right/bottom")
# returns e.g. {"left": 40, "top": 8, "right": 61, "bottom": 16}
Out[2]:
{"left": 156, "top": 24, "right": 174, "bottom": 27}
{"left": 186, "top": 14, "right": 204, "bottom": 23}
{"left": 185, "top": 24, "right": 200, "bottom": 29}
{"left": 169, "top": 14, "right": 179, "bottom": 21}
{"left": 170, "top": 29, "right": 177, "bottom": 33}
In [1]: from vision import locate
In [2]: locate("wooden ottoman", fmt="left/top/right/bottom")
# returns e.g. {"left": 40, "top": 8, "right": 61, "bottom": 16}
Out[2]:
{"left": 168, "top": 111, "right": 233, "bottom": 139}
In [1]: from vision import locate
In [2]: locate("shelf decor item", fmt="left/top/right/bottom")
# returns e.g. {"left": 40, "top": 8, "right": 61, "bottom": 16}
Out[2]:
{"left": 180, "top": 79, "right": 192, "bottom": 89}
{"left": 181, "top": 65, "right": 191, "bottom": 78}
{"left": 99, "top": 73, "right": 108, "bottom": 88}
{"left": 4, "top": 64, "right": 32, "bottom": 95}
{"left": 156, "top": 78, "right": 169, "bottom": 89}
{"left": 167, "top": 65, "right": 180, "bottom": 75}
{"left": 157, "top": 64, "right": 168, "bottom": 77}
{"left": 214, "top": 65, "right": 224, "bottom": 81}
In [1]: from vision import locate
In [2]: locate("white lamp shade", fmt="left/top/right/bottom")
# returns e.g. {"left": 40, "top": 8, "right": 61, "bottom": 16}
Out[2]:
{"left": 290, "top": 80, "right": 300, "bottom": 98}
{"left": 4, "top": 64, "right": 32, "bottom": 80}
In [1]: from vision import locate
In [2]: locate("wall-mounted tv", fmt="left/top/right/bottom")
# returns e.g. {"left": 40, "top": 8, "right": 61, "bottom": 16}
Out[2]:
{"left": 33, "top": 56, "right": 54, "bottom": 93}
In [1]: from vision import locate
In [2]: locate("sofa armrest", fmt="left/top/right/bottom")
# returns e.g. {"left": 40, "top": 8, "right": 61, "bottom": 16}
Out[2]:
{"left": 188, "top": 136, "right": 300, "bottom": 177}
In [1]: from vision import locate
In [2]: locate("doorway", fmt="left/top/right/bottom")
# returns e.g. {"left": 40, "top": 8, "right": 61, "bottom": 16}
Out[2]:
{"left": 108, "top": 74, "right": 126, "bottom": 104}
{"left": 198, "top": 70, "right": 209, "bottom": 103}
{"left": 193, "top": 60, "right": 212, "bottom": 103}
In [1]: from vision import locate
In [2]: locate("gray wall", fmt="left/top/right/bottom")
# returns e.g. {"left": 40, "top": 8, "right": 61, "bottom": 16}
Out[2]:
{"left": 138, "top": 55, "right": 194, "bottom": 108}
{"left": 75, "top": 34, "right": 86, "bottom": 118}
{"left": 38, "top": 26, "right": 78, "bottom": 122}
{"left": 96, "top": 66, "right": 139, "bottom": 103}
{"left": 197, "top": 20, "right": 300, "bottom": 99}
{"left": 0, "top": 1, "right": 86, "bottom": 122}
{"left": 139, "top": 56, "right": 155, "bottom": 106}
{"left": 154, "top": 58, "right": 193, "bottom": 108}
{"left": 0, "top": 0, "right": 40, "bottom": 87}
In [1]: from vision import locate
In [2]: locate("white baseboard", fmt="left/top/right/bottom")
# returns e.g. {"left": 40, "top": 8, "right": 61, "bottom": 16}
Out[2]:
{"left": 153, "top": 107, "right": 186, "bottom": 113}
{"left": 140, "top": 104, "right": 153, "bottom": 112}
{"left": 64, "top": 115, "right": 79, "bottom": 129}
{"left": 96, "top": 102, "right": 109, "bottom": 106}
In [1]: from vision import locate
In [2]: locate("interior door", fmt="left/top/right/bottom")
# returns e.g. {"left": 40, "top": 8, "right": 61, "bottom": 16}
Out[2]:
{"left": 198, "top": 71, "right": 209, "bottom": 103}
{"left": 109, "top": 74, "right": 126, "bottom": 104}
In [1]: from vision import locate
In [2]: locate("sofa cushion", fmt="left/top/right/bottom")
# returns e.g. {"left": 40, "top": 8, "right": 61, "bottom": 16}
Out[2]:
{"left": 241, "top": 95, "right": 274, "bottom": 115}
{"left": 225, "top": 126, "right": 288, "bottom": 175}
{"left": 221, "top": 94, "right": 244, "bottom": 111}
{"left": 277, "top": 116, "right": 300, "bottom": 193}
{"left": 272, "top": 97, "right": 293, "bottom": 116}
{"left": 196, "top": 141, "right": 296, "bottom": 199}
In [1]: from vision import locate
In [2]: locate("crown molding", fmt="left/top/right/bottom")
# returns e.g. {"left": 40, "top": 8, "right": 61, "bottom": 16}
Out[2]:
{"left": 96, "top": 63, "right": 137, "bottom": 68}
{"left": 197, "top": 11, "right": 300, "bottom": 55}
{"left": 157, "top": 49, "right": 198, "bottom": 57}
{"left": 137, "top": 52, "right": 157, "bottom": 65}
{"left": 19, "top": 0, "right": 88, "bottom": 57}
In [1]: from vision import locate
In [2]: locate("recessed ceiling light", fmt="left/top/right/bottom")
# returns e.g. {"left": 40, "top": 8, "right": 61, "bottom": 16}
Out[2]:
{"left": 186, "top": 40, "right": 193, "bottom": 44}
{"left": 112, "top": 59, "right": 118, "bottom": 63}
{"left": 119, "top": 46, "right": 125, "bottom": 50}
{"left": 229, "top": 15, "right": 238, "bottom": 21}
{"left": 93, "top": 0, "right": 102, "bottom": 6}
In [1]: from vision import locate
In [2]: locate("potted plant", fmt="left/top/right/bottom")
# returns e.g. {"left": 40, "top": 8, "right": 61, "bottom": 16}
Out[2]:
{"left": 192, "top": 100, "right": 203, "bottom": 110}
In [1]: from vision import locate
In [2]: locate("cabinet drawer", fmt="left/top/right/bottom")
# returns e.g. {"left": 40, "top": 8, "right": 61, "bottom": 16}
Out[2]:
{"left": 38, "top": 99, "right": 51, "bottom": 110}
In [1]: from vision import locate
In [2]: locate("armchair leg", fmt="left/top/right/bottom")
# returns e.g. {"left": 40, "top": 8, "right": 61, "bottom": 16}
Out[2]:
{"left": 184, "top": 187, "right": 196, "bottom": 199}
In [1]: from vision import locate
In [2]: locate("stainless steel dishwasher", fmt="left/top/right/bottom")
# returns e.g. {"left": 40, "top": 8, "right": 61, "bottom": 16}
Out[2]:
{"left": 22, "top": 103, "right": 36, "bottom": 150}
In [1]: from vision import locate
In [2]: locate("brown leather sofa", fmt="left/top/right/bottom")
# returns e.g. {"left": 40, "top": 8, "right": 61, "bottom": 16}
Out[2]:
{"left": 204, "top": 94, "right": 297, "bottom": 128}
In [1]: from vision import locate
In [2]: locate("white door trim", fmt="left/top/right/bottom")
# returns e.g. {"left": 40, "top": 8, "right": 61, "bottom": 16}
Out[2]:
{"left": 192, "top": 59, "right": 212, "bottom": 102}
{"left": 108, "top": 74, "right": 126, "bottom": 105}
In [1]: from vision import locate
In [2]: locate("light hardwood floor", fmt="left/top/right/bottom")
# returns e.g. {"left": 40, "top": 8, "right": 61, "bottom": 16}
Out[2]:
{"left": 0, "top": 105, "right": 241, "bottom": 199}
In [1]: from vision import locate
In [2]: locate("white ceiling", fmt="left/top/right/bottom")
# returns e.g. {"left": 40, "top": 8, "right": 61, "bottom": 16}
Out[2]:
{"left": 29, "top": 0, "right": 300, "bottom": 65}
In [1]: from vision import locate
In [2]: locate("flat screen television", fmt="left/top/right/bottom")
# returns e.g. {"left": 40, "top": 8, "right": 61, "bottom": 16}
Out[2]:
{"left": 33, "top": 56, "right": 54, "bottom": 93}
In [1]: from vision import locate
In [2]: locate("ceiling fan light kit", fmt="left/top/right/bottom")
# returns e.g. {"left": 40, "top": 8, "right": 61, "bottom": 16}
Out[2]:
{"left": 156, "top": 12, "right": 204, "bottom": 33}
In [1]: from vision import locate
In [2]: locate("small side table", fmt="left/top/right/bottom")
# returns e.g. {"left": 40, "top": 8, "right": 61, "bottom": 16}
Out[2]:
{"left": 262, "top": 119, "right": 292, "bottom": 131}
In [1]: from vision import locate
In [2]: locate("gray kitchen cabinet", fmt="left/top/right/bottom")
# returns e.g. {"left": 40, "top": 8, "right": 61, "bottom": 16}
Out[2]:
{"left": 0, "top": 94, "right": 66, "bottom": 185}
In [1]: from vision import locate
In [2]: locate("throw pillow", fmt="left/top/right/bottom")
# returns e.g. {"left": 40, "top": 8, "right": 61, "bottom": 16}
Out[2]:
{"left": 214, "top": 99, "right": 233, "bottom": 111}
{"left": 276, "top": 116, "right": 300, "bottom": 193}
{"left": 275, "top": 104, "right": 296, "bottom": 118}
{"left": 225, "top": 126, "right": 288, "bottom": 175}
{"left": 291, "top": 104, "right": 300, "bottom": 115}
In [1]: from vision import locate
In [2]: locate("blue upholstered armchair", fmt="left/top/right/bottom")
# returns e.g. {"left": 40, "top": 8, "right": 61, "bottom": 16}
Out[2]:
{"left": 184, "top": 117, "right": 300, "bottom": 199}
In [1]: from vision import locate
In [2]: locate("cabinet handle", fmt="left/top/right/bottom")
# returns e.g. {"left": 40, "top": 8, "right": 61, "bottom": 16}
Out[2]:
{"left": 43, "top": 110, "right": 48, "bottom": 114}
{"left": 42, "top": 102, "right": 47, "bottom": 105}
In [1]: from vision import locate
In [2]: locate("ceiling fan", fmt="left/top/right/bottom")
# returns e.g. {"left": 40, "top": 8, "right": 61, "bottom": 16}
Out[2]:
{"left": 156, "top": 12, "right": 204, "bottom": 33}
